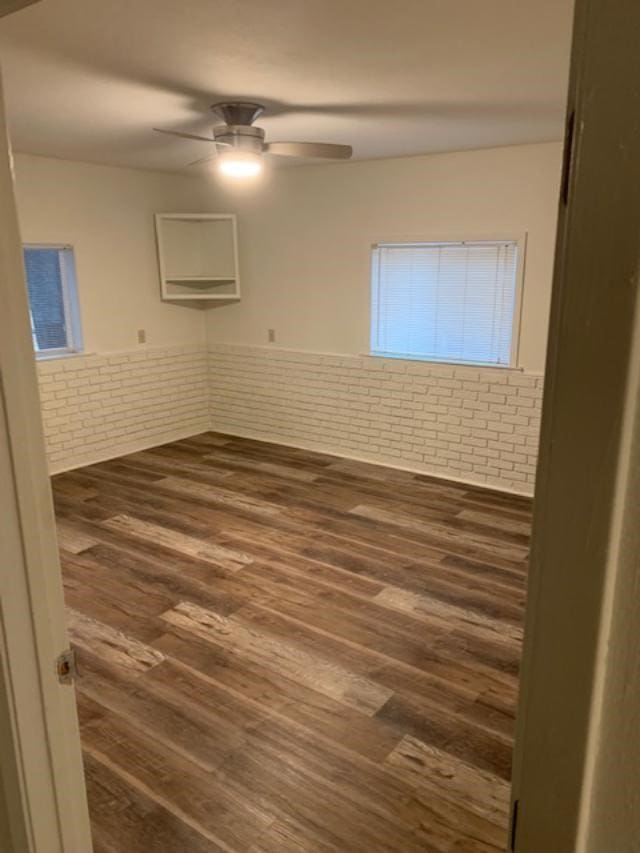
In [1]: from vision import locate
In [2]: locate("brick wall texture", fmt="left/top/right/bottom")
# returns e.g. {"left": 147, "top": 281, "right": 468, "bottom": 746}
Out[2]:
{"left": 36, "top": 345, "right": 209, "bottom": 473}
{"left": 36, "top": 342, "right": 543, "bottom": 494}
{"left": 208, "top": 344, "right": 543, "bottom": 495}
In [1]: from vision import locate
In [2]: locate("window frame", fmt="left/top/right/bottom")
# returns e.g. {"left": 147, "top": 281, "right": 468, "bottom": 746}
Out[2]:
{"left": 23, "top": 243, "right": 84, "bottom": 359}
{"left": 368, "top": 232, "right": 527, "bottom": 370}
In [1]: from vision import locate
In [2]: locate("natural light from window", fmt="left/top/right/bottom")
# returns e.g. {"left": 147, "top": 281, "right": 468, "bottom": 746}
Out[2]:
{"left": 23, "top": 245, "right": 83, "bottom": 357}
{"left": 370, "top": 240, "right": 521, "bottom": 368}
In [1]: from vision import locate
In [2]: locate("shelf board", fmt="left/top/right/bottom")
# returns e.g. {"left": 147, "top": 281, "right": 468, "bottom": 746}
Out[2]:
{"left": 155, "top": 212, "right": 240, "bottom": 309}
{"left": 165, "top": 276, "right": 236, "bottom": 282}
{"left": 162, "top": 294, "right": 241, "bottom": 302}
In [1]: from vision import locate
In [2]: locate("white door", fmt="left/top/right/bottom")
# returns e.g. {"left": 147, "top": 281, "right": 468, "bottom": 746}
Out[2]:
{"left": 0, "top": 45, "right": 93, "bottom": 853}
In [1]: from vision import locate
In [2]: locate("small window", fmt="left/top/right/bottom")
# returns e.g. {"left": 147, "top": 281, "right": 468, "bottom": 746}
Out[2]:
{"left": 23, "top": 245, "right": 83, "bottom": 357}
{"left": 370, "top": 239, "right": 522, "bottom": 367}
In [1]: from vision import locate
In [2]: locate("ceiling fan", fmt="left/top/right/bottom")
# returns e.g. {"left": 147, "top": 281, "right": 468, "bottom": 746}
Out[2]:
{"left": 154, "top": 101, "right": 353, "bottom": 177}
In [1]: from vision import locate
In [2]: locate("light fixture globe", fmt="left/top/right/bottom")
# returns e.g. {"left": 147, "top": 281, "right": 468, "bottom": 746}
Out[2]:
{"left": 217, "top": 150, "right": 263, "bottom": 179}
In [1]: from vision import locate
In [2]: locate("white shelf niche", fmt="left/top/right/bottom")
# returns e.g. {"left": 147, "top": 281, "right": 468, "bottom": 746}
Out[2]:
{"left": 155, "top": 213, "right": 240, "bottom": 305}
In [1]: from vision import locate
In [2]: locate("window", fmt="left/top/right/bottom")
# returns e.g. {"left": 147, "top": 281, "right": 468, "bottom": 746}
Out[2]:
{"left": 23, "top": 245, "right": 83, "bottom": 357}
{"left": 370, "top": 239, "right": 522, "bottom": 367}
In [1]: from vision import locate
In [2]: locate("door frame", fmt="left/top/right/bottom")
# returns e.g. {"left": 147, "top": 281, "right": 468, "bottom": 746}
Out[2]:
{"left": 2, "top": 0, "right": 640, "bottom": 850}
{"left": 0, "top": 40, "right": 93, "bottom": 853}
{"left": 509, "top": 0, "right": 640, "bottom": 849}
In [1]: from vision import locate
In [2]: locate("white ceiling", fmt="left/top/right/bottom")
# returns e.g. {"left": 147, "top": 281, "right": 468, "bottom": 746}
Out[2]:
{"left": 0, "top": 0, "right": 574, "bottom": 173}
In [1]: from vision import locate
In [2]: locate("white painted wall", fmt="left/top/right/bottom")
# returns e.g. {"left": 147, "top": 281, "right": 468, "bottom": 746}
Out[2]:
{"left": 204, "top": 142, "right": 562, "bottom": 372}
{"left": 13, "top": 155, "right": 216, "bottom": 470}
{"left": 13, "top": 145, "right": 562, "bottom": 366}
{"left": 582, "top": 397, "right": 640, "bottom": 851}
{"left": 13, "top": 154, "right": 210, "bottom": 353}
{"left": 13, "top": 145, "right": 560, "bottom": 488}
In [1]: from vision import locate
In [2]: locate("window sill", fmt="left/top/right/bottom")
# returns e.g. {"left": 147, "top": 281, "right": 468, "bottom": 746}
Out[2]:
{"left": 366, "top": 351, "right": 525, "bottom": 371}
{"left": 35, "top": 351, "right": 92, "bottom": 362}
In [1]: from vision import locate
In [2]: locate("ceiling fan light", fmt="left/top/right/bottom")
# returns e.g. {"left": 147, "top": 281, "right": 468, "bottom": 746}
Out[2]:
{"left": 217, "top": 150, "right": 263, "bottom": 178}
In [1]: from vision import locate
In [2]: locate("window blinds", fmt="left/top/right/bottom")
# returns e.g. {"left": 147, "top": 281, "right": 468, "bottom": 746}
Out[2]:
{"left": 23, "top": 247, "right": 69, "bottom": 351}
{"left": 371, "top": 240, "right": 519, "bottom": 367}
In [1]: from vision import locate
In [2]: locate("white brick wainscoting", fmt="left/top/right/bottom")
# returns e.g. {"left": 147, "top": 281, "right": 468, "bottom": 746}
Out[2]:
{"left": 35, "top": 341, "right": 544, "bottom": 493}
{"left": 37, "top": 345, "right": 209, "bottom": 473}
{"left": 208, "top": 344, "right": 544, "bottom": 495}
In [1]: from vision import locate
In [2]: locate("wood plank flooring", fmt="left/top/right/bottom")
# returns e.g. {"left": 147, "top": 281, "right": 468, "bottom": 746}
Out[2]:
{"left": 52, "top": 432, "right": 532, "bottom": 852}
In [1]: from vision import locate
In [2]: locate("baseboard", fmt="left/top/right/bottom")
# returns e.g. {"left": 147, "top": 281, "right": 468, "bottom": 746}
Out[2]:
{"left": 48, "top": 422, "right": 210, "bottom": 476}
{"left": 208, "top": 421, "right": 535, "bottom": 499}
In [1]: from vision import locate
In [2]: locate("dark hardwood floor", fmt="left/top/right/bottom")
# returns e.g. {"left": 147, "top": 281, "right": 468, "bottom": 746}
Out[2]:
{"left": 52, "top": 432, "right": 531, "bottom": 852}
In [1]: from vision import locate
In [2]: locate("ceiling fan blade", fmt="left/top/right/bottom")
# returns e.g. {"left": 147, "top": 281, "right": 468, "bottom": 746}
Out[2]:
{"left": 263, "top": 141, "right": 352, "bottom": 160}
{"left": 153, "top": 128, "right": 231, "bottom": 145}
{"left": 187, "top": 153, "right": 220, "bottom": 167}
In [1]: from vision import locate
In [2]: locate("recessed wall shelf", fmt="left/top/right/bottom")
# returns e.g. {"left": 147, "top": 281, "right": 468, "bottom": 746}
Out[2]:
{"left": 155, "top": 213, "right": 240, "bottom": 306}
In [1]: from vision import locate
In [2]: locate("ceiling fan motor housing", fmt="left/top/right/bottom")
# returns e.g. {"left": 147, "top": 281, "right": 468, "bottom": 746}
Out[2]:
{"left": 213, "top": 124, "right": 265, "bottom": 152}
{"left": 211, "top": 101, "right": 265, "bottom": 126}
{"left": 154, "top": 99, "right": 352, "bottom": 162}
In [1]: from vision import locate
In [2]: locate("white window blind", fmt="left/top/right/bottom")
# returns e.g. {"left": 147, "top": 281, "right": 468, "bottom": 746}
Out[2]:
{"left": 371, "top": 240, "right": 520, "bottom": 367}
{"left": 23, "top": 245, "right": 83, "bottom": 357}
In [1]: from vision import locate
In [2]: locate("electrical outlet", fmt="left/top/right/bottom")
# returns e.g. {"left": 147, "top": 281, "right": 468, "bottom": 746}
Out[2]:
{"left": 137, "top": 329, "right": 146, "bottom": 344}
{"left": 268, "top": 329, "right": 276, "bottom": 343}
